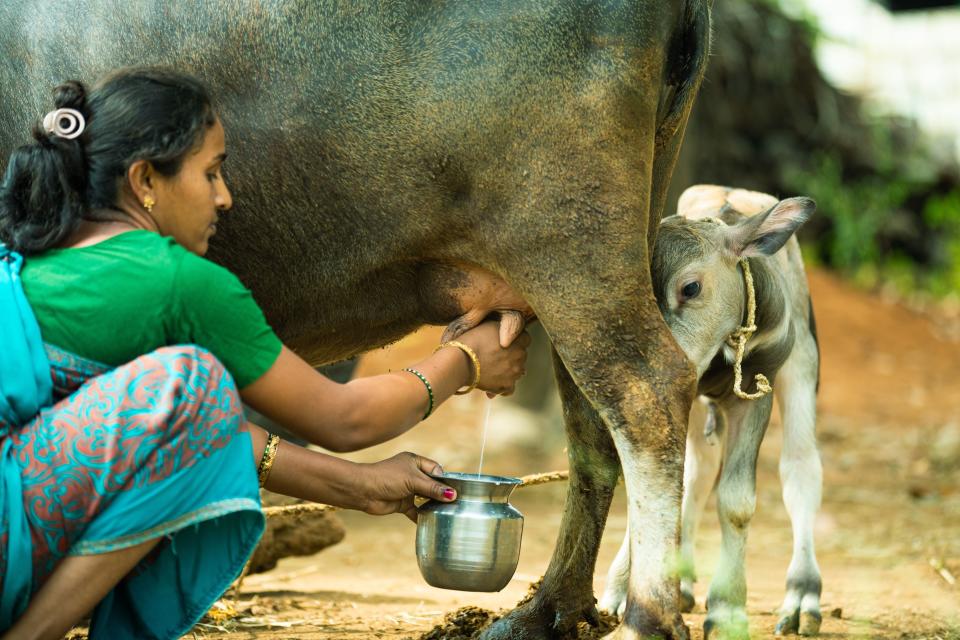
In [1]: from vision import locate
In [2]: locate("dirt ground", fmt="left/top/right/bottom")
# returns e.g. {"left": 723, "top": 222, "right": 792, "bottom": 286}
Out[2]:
{"left": 169, "top": 268, "right": 959, "bottom": 639}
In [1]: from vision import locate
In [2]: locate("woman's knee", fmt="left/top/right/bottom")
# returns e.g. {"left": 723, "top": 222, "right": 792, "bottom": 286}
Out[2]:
{"left": 134, "top": 345, "right": 243, "bottom": 424}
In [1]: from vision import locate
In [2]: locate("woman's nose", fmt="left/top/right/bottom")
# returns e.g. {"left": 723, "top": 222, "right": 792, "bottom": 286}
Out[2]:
{"left": 216, "top": 181, "right": 233, "bottom": 211}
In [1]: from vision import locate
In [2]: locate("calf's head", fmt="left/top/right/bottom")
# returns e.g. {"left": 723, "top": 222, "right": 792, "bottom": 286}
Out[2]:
{"left": 652, "top": 196, "right": 816, "bottom": 376}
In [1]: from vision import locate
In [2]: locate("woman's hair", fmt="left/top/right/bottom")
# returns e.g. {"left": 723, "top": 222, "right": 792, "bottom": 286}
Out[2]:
{"left": 0, "top": 67, "right": 216, "bottom": 254}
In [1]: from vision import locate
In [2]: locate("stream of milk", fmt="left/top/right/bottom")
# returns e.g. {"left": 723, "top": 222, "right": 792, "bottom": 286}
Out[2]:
{"left": 476, "top": 397, "right": 493, "bottom": 477}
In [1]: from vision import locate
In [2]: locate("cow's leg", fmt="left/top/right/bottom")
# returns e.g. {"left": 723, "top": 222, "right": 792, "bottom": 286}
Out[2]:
{"left": 478, "top": 230, "right": 695, "bottom": 640}
{"left": 602, "top": 352, "right": 695, "bottom": 640}
{"left": 483, "top": 348, "right": 621, "bottom": 638}
{"left": 703, "top": 396, "right": 773, "bottom": 640}
{"left": 679, "top": 399, "right": 724, "bottom": 612}
{"left": 774, "top": 344, "right": 823, "bottom": 636}
{"left": 482, "top": 5, "right": 708, "bottom": 634}
{"left": 600, "top": 398, "right": 723, "bottom": 617}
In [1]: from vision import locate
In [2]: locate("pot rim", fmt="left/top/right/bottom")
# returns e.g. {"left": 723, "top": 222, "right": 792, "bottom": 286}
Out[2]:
{"left": 429, "top": 471, "right": 521, "bottom": 485}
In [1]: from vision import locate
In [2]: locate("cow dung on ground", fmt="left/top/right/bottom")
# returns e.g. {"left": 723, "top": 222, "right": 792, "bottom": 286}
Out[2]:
{"left": 419, "top": 581, "right": 618, "bottom": 640}
{"left": 248, "top": 492, "right": 346, "bottom": 575}
{"left": 418, "top": 606, "right": 617, "bottom": 640}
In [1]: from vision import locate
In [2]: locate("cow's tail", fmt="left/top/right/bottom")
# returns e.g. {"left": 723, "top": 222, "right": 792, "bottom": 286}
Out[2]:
{"left": 655, "top": 0, "right": 712, "bottom": 148}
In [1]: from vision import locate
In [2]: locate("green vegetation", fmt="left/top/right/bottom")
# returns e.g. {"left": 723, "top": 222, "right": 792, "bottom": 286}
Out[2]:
{"left": 784, "top": 131, "right": 960, "bottom": 298}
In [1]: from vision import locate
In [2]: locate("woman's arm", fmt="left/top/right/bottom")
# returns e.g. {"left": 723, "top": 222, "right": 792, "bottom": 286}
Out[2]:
{"left": 243, "top": 423, "right": 455, "bottom": 520}
{"left": 240, "top": 320, "right": 529, "bottom": 452}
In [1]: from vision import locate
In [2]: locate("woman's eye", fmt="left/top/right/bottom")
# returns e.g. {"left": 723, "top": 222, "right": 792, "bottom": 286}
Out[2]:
{"left": 681, "top": 281, "right": 701, "bottom": 300}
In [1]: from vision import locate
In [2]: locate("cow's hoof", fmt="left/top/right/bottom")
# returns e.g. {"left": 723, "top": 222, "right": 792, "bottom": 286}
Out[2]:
{"left": 679, "top": 587, "right": 695, "bottom": 613}
{"left": 703, "top": 607, "right": 749, "bottom": 640}
{"left": 775, "top": 608, "right": 821, "bottom": 636}
{"left": 603, "top": 612, "right": 689, "bottom": 640}
{"left": 479, "top": 596, "right": 599, "bottom": 640}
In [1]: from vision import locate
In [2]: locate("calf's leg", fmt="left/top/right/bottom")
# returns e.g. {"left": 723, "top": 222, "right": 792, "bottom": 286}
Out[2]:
{"left": 774, "top": 344, "right": 823, "bottom": 636}
{"left": 599, "top": 523, "right": 630, "bottom": 618}
{"left": 678, "top": 399, "right": 724, "bottom": 612}
{"left": 704, "top": 395, "right": 773, "bottom": 640}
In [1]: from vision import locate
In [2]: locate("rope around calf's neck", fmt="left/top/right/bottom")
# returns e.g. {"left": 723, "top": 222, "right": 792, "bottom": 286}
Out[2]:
{"left": 727, "top": 258, "right": 773, "bottom": 401}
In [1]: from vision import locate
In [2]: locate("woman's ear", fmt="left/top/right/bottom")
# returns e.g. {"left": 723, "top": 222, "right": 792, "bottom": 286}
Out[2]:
{"left": 723, "top": 197, "right": 816, "bottom": 258}
{"left": 126, "top": 159, "right": 155, "bottom": 208}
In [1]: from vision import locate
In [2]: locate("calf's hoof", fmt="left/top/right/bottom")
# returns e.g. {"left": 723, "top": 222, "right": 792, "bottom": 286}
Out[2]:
{"left": 598, "top": 590, "right": 626, "bottom": 619}
{"left": 679, "top": 587, "right": 695, "bottom": 613}
{"left": 703, "top": 607, "right": 749, "bottom": 640}
{"left": 775, "top": 609, "right": 822, "bottom": 636}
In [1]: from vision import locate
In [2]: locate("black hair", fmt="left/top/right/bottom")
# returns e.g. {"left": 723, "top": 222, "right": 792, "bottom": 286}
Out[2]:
{"left": 0, "top": 67, "right": 216, "bottom": 255}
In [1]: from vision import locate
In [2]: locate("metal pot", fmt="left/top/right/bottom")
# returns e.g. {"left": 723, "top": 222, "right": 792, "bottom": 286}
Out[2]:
{"left": 415, "top": 472, "right": 523, "bottom": 592}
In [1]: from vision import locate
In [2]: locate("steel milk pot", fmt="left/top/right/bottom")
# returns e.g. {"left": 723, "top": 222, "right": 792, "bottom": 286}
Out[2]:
{"left": 415, "top": 472, "right": 523, "bottom": 592}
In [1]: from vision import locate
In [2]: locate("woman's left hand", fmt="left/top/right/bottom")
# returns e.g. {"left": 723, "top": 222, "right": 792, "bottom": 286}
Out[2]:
{"left": 358, "top": 452, "right": 457, "bottom": 521}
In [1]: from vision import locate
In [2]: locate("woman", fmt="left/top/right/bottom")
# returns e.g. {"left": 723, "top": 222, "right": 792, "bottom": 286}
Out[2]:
{"left": 0, "top": 67, "right": 530, "bottom": 640}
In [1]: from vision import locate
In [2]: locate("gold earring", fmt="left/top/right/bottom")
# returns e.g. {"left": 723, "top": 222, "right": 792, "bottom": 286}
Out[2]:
{"left": 143, "top": 195, "right": 155, "bottom": 213}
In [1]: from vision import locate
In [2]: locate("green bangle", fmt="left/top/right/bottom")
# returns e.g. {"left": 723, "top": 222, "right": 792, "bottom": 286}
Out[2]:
{"left": 403, "top": 368, "right": 434, "bottom": 420}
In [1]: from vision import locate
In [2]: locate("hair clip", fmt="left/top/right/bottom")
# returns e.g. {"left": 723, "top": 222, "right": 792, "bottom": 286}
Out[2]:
{"left": 42, "top": 108, "right": 85, "bottom": 140}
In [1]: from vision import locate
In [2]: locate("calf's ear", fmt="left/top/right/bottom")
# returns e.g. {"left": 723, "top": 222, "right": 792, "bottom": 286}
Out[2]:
{"left": 724, "top": 197, "right": 816, "bottom": 257}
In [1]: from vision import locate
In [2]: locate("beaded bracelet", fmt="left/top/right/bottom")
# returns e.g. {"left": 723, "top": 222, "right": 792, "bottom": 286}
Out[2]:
{"left": 435, "top": 341, "right": 481, "bottom": 395}
{"left": 403, "top": 368, "right": 435, "bottom": 420}
{"left": 257, "top": 433, "right": 281, "bottom": 487}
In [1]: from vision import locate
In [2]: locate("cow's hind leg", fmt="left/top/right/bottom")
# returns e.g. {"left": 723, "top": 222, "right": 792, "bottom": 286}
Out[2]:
{"left": 478, "top": 210, "right": 696, "bottom": 640}
{"left": 600, "top": 398, "right": 723, "bottom": 617}
{"left": 774, "top": 344, "right": 823, "bottom": 636}
{"left": 601, "top": 352, "right": 695, "bottom": 640}
{"left": 482, "top": 349, "right": 620, "bottom": 639}
{"left": 703, "top": 396, "right": 773, "bottom": 640}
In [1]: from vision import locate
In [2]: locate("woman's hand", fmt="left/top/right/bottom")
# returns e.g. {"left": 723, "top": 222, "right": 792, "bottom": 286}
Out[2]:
{"left": 358, "top": 452, "right": 457, "bottom": 521}
{"left": 453, "top": 320, "right": 531, "bottom": 396}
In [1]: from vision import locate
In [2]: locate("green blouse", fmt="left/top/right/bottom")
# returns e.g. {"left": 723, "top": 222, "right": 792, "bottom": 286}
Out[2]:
{"left": 21, "top": 230, "right": 283, "bottom": 388}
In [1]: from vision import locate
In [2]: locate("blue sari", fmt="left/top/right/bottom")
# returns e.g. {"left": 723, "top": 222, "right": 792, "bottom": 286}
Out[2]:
{"left": 1, "top": 245, "right": 265, "bottom": 639}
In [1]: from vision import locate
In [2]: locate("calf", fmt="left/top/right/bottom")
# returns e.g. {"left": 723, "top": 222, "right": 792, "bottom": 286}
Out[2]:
{"left": 600, "top": 185, "right": 823, "bottom": 639}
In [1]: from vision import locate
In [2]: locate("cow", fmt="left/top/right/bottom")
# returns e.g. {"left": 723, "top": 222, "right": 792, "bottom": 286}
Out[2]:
{"left": 600, "top": 185, "right": 823, "bottom": 639}
{"left": 0, "top": 3, "right": 711, "bottom": 637}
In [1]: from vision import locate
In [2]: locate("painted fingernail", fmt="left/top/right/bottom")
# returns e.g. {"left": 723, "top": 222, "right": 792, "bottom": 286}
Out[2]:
{"left": 443, "top": 488, "right": 456, "bottom": 500}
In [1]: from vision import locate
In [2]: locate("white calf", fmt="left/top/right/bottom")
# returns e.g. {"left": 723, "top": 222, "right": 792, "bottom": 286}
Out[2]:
{"left": 600, "top": 185, "right": 823, "bottom": 639}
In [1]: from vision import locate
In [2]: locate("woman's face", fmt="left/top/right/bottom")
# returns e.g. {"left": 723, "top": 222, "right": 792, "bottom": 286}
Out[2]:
{"left": 151, "top": 118, "right": 232, "bottom": 255}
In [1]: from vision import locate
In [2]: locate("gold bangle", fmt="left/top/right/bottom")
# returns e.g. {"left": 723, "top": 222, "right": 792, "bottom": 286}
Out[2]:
{"left": 435, "top": 340, "right": 481, "bottom": 395}
{"left": 257, "top": 433, "right": 281, "bottom": 487}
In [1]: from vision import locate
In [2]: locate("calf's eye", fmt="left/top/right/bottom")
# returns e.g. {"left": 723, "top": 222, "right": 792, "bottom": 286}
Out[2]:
{"left": 681, "top": 281, "right": 702, "bottom": 301}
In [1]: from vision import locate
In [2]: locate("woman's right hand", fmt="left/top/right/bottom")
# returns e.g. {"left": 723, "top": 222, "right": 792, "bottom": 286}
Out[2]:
{"left": 358, "top": 452, "right": 457, "bottom": 522}
{"left": 453, "top": 320, "right": 531, "bottom": 396}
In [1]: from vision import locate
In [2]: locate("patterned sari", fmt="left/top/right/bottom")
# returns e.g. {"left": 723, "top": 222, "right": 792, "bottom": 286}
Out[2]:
{"left": 1, "top": 246, "right": 265, "bottom": 639}
{"left": 4, "top": 344, "right": 265, "bottom": 638}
